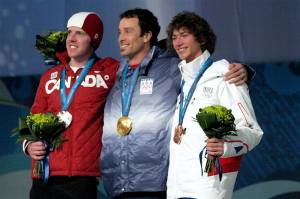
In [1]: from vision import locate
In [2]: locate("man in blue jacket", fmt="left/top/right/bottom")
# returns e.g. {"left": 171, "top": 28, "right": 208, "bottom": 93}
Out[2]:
{"left": 101, "top": 8, "right": 250, "bottom": 199}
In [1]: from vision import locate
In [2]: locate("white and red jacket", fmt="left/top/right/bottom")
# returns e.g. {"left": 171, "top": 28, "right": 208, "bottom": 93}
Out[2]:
{"left": 29, "top": 52, "right": 119, "bottom": 178}
{"left": 167, "top": 51, "right": 263, "bottom": 199}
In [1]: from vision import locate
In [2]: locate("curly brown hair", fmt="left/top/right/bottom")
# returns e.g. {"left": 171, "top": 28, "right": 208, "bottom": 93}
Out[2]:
{"left": 167, "top": 11, "right": 216, "bottom": 54}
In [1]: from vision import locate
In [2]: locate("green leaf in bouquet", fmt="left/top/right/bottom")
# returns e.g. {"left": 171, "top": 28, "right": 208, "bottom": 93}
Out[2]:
{"left": 12, "top": 112, "right": 66, "bottom": 150}
{"left": 30, "top": 122, "right": 42, "bottom": 139}
{"left": 35, "top": 35, "right": 56, "bottom": 59}
{"left": 50, "top": 123, "right": 65, "bottom": 139}
{"left": 39, "top": 124, "right": 53, "bottom": 140}
{"left": 195, "top": 112, "right": 218, "bottom": 131}
{"left": 18, "top": 116, "right": 28, "bottom": 131}
{"left": 50, "top": 135, "right": 65, "bottom": 149}
{"left": 195, "top": 105, "right": 237, "bottom": 138}
{"left": 11, "top": 116, "right": 30, "bottom": 136}
{"left": 204, "top": 129, "right": 219, "bottom": 139}
{"left": 11, "top": 116, "right": 40, "bottom": 144}
{"left": 35, "top": 31, "right": 67, "bottom": 60}
{"left": 15, "top": 135, "right": 37, "bottom": 143}
{"left": 39, "top": 120, "right": 64, "bottom": 141}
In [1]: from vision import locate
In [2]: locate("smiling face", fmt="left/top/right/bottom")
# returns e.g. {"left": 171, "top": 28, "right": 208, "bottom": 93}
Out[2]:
{"left": 172, "top": 27, "right": 203, "bottom": 63}
{"left": 118, "top": 17, "right": 151, "bottom": 65}
{"left": 66, "top": 26, "right": 94, "bottom": 66}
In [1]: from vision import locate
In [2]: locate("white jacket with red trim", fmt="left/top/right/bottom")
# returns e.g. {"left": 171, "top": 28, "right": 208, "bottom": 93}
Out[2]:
{"left": 167, "top": 51, "right": 263, "bottom": 199}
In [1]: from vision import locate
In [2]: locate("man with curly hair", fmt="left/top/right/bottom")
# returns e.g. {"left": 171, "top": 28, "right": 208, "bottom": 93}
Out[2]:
{"left": 166, "top": 11, "right": 263, "bottom": 199}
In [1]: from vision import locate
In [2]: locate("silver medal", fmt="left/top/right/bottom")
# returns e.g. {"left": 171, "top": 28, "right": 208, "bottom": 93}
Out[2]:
{"left": 57, "top": 111, "right": 72, "bottom": 128}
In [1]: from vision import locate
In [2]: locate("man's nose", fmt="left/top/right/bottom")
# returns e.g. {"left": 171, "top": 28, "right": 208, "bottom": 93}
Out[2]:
{"left": 67, "top": 33, "right": 76, "bottom": 41}
{"left": 173, "top": 37, "right": 182, "bottom": 47}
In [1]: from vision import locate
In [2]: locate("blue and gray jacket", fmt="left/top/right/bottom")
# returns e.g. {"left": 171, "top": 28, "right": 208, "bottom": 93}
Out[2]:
{"left": 101, "top": 46, "right": 181, "bottom": 197}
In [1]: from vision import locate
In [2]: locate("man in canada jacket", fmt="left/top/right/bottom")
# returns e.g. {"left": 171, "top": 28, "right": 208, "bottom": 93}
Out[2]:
{"left": 23, "top": 12, "right": 119, "bottom": 199}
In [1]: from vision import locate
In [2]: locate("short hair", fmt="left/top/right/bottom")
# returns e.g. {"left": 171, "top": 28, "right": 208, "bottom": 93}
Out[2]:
{"left": 167, "top": 11, "right": 216, "bottom": 54}
{"left": 120, "top": 8, "right": 160, "bottom": 47}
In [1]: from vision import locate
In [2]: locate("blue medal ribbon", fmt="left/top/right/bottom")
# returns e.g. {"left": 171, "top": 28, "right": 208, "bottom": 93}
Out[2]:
{"left": 199, "top": 146, "right": 205, "bottom": 176}
{"left": 121, "top": 47, "right": 155, "bottom": 117}
{"left": 60, "top": 57, "right": 95, "bottom": 111}
{"left": 178, "top": 57, "right": 213, "bottom": 125}
{"left": 199, "top": 146, "right": 223, "bottom": 181}
{"left": 121, "top": 64, "right": 140, "bottom": 116}
{"left": 41, "top": 141, "right": 50, "bottom": 182}
{"left": 40, "top": 57, "right": 95, "bottom": 183}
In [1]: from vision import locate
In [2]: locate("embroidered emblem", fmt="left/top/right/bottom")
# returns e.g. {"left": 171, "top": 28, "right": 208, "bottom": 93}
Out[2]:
{"left": 50, "top": 71, "right": 58, "bottom": 79}
{"left": 140, "top": 78, "right": 153, "bottom": 95}
{"left": 202, "top": 86, "right": 213, "bottom": 98}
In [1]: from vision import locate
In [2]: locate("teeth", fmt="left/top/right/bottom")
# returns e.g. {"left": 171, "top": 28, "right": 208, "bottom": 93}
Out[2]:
{"left": 177, "top": 47, "right": 186, "bottom": 52}
{"left": 70, "top": 45, "right": 77, "bottom": 49}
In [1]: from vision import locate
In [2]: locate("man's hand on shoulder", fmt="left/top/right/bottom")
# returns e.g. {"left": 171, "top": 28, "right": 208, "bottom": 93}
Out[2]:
{"left": 224, "top": 63, "right": 248, "bottom": 86}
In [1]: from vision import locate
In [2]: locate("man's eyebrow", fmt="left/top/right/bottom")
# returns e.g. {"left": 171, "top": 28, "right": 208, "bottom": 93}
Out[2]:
{"left": 124, "top": 27, "right": 134, "bottom": 30}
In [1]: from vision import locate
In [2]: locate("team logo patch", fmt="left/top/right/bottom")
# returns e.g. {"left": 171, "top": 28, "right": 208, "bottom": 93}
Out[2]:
{"left": 140, "top": 78, "right": 153, "bottom": 95}
{"left": 202, "top": 86, "right": 213, "bottom": 98}
{"left": 50, "top": 71, "right": 58, "bottom": 79}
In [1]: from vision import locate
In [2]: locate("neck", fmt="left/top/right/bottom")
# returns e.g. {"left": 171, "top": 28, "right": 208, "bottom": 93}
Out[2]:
{"left": 69, "top": 52, "right": 94, "bottom": 68}
{"left": 185, "top": 50, "right": 203, "bottom": 64}
{"left": 128, "top": 45, "right": 151, "bottom": 65}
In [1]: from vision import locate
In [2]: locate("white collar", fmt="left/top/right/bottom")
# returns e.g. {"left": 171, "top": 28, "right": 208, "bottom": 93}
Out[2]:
{"left": 178, "top": 50, "right": 211, "bottom": 83}
{"left": 70, "top": 65, "right": 84, "bottom": 73}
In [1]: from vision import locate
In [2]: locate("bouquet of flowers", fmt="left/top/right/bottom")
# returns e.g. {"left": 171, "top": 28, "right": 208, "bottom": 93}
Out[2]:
{"left": 195, "top": 105, "right": 237, "bottom": 180}
{"left": 35, "top": 31, "right": 67, "bottom": 65}
{"left": 12, "top": 112, "right": 68, "bottom": 181}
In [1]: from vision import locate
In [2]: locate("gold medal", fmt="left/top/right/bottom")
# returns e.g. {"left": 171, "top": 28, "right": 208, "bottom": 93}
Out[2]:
{"left": 117, "top": 116, "right": 133, "bottom": 136}
{"left": 173, "top": 125, "right": 186, "bottom": 144}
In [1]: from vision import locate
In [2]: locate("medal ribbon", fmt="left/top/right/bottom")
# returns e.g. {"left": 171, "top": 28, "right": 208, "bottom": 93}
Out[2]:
{"left": 178, "top": 57, "right": 213, "bottom": 125}
{"left": 121, "top": 65, "right": 140, "bottom": 116}
{"left": 121, "top": 47, "right": 155, "bottom": 117}
{"left": 60, "top": 57, "right": 95, "bottom": 111}
{"left": 41, "top": 140, "right": 50, "bottom": 182}
{"left": 199, "top": 146, "right": 223, "bottom": 181}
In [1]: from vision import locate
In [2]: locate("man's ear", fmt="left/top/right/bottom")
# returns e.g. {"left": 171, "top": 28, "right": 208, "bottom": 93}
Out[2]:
{"left": 143, "top": 31, "right": 152, "bottom": 43}
{"left": 198, "top": 35, "right": 206, "bottom": 49}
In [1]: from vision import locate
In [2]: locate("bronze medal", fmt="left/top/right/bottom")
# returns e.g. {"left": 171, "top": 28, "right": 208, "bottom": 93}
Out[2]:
{"left": 117, "top": 116, "right": 133, "bottom": 136}
{"left": 173, "top": 125, "right": 186, "bottom": 144}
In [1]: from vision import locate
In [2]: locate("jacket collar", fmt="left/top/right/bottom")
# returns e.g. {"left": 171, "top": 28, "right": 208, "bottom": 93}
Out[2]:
{"left": 56, "top": 51, "right": 99, "bottom": 72}
{"left": 179, "top": 50, "right": 210, "bottom": 83}
{"left": 119, "top": 46, "right": 160, "bottom": 76}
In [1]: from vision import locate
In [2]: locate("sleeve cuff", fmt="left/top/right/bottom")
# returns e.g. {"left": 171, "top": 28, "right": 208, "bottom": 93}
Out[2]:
{"left": 22, "top": 140, "right": 32, "bottom": 156}
{"left": 222, "top": 141, "right": 234, "bottom": 157}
